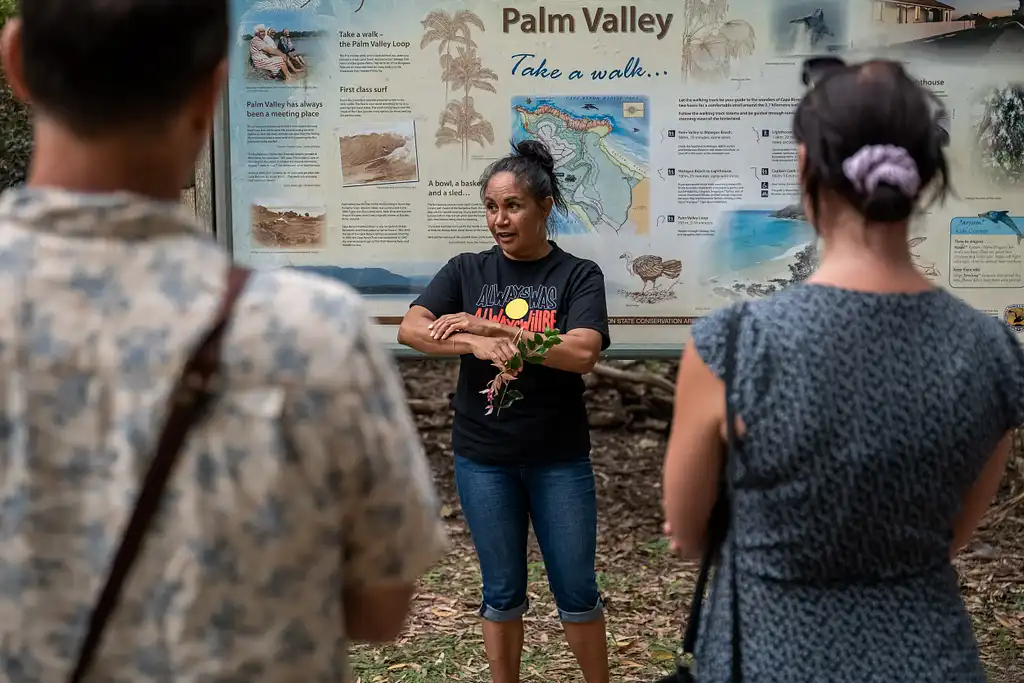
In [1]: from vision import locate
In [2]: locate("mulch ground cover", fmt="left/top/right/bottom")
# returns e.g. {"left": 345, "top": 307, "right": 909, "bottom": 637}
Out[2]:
{"left": 350, "top": 360, "right": 1023, "bottom": 682}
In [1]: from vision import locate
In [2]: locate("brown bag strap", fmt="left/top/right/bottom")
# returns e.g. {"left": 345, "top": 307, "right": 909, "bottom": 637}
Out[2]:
{"left": 68, "top": 266, "right": 252, "bottom": 683}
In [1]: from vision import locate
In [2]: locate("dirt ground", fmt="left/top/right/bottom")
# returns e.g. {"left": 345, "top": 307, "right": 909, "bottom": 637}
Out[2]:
{"left": 250, "top": 204, "right": 324, "bottom": 248}
{"left": 350, "top": 360, "right": 1024, "bottom": 682}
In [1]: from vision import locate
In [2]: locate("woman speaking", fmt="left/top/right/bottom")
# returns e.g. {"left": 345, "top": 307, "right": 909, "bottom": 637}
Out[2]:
{"left": 398, "top": 140, "right": 611, "bottom": 683}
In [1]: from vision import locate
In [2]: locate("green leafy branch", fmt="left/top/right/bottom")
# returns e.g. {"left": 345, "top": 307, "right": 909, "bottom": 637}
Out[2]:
{"left": 482, "top": 328, "right": 561, "bottom": 415}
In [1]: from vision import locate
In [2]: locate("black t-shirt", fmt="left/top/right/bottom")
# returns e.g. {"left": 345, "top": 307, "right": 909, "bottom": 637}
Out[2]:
{"left": 412, "top": 242, "right": 610, "bottom": 464}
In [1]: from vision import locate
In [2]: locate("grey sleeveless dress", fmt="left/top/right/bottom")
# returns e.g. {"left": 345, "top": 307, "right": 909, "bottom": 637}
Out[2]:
{"left": 689, "top": 284, "right": 1023, "bottom": 683}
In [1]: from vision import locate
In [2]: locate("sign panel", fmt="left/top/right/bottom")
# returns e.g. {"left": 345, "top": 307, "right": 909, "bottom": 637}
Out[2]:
{"left": 221, "top": 0, "right": 1024, "bottom": 353}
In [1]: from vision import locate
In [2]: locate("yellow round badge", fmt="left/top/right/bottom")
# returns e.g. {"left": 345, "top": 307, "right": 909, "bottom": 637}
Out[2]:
{"left": 505, "top": 298, "right": 529, "bottom": 320}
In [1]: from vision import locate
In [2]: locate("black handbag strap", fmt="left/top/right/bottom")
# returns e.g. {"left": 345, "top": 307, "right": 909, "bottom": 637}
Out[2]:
{"left": 679, "top": 302, "right": 745, "bottom": 682}
{"left": 67, "top": 266, "right": 252, "bottom": 683}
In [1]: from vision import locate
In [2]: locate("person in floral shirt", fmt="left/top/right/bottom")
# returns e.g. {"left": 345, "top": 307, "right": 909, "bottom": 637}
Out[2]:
{"left": 0, "top": 0, "right": 446, "bottom": 680}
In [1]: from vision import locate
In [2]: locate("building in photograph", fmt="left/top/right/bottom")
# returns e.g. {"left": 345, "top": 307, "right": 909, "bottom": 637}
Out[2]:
{"left": 870, "top": 0, "right": 957, "bottom": 24}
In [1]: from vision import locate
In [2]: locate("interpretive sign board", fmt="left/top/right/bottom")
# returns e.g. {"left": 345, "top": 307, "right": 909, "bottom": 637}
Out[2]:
{"left": 215, "top": 0, "right": 1024, "bottom": 354}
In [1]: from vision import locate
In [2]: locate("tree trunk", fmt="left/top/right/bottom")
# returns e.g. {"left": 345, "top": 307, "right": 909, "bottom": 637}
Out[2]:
{"left": 443, "top": 45, "right": 451, "bottom": 102}
{"left": 463, "top": 92, "right": 471, "bottom": 168}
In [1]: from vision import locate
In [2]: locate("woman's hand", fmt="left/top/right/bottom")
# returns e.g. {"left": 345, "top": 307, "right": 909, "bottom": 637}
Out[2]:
{"left": 429, "top": 312, "right": 498, "bottom": 340}
{"left": 468, "top": 336, "right": 520, "bottom": 368}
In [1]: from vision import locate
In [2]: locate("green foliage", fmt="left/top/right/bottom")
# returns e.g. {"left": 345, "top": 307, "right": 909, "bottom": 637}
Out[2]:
{"left": 482, "top": 328, "right": 562, "bottom": 415}
{"left": 0, "top": 1, "right": 31, "bottom": 190}
{"left": 518, "top": 329, "right": 561, "bottom": 366}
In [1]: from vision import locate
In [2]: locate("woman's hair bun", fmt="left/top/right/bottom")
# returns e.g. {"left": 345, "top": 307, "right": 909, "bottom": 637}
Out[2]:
{"left": 792, "top": 59, "right": 951, "bottom": 224}
{"left": 861, "top": 185, "right": 914, "bottom": 223}
{"left": 513, "top": 139, "right": 555, "bottom": 175}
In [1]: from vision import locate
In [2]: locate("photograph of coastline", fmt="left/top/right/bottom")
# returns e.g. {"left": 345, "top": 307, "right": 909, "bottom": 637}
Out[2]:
{"left": 250, "top": 203, "right": 326, "bottom": 249}
{"left": 337, "top": 121, "right": 421, "bottom": 187}
{"left": 511, "top": 95, "right": 651, "bottom": 236}
{"left": 290, "top": 264, "right": 439, "bottom": 296}
{"left": 702, "top": 205, "right": 818, "bottom": 301}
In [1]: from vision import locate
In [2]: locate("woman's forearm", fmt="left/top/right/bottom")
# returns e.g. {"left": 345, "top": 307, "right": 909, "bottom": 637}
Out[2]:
{"left": 485, "top": 323, "right": 598, "bottom": 374}
{"left": 398, "top": 320, "right": 478, "bottom": 356}
{"left": 541, "top": 340, "right": 599, "bottom": 374}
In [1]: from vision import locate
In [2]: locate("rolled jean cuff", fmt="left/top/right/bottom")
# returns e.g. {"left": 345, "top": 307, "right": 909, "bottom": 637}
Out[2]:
{"left": 479, "top": 596, "right": 529, "bottom": 622}
{"left": 557, "top": 594, "right": 604, "bottom": 623}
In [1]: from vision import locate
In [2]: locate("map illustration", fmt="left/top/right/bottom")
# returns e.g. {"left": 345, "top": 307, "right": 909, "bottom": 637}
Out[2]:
{"left": 511, "top": 95, "right": 650, "bottom": 235}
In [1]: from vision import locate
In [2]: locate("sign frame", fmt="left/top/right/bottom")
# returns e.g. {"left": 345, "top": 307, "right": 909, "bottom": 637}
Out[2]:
{"left": 208, "top": 93, "right": 686, "bottom": 359}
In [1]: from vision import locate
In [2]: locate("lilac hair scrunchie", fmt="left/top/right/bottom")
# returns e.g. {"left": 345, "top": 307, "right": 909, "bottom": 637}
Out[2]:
{"left": 841, "top": 144, "right": 921, "bottom": 198}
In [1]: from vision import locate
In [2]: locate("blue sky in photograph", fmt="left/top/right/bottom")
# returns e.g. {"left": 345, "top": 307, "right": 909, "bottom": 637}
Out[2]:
{"left": 947, "top": 0, "right": 1018, "bottom": 15}
{"left": 243, "top": 10, "right": 319, "bottom": 33}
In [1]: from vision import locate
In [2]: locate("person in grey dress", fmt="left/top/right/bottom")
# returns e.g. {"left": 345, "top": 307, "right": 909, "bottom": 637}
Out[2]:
{"left": 662, "top": 58, "right": 1020, "bottom": 682}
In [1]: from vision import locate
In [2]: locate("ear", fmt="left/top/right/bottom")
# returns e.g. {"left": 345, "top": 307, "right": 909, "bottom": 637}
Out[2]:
{"left": 540, "top": 195, "right": 553, "bottom": 218}
{"left": 0, "top": 18, "right": 31, "bottom": 104}
{"left": 184, "top": 59, "right": 228, "bottom": 134}
{"left": 797, "top": 144, "right": 807, "bottom": 184}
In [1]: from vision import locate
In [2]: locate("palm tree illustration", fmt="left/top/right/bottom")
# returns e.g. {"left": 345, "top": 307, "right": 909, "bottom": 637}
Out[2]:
{"left": 436, "top": 45, "right": 498, "bottom": 169}
{"left": 679, "top": 0, "right": 755, "bottom": 81}
{"left": 444, "top": 46, "right": 497, "bottom": 100}
{"left": 420, "top": 9, "right": 484, "bottom": 103}
{"left": 436, "top": 97, "right": 495, "bottom": 167}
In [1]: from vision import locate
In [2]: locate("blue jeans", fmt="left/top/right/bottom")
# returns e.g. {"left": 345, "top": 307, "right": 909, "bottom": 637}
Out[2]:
{"left": 454, "top": 454, "right": 604, "bottom": 624}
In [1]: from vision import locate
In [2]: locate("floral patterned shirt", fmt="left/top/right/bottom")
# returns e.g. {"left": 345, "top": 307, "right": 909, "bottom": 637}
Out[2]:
{"left": 0, "top": 187, "right": 446, "bottom": 682}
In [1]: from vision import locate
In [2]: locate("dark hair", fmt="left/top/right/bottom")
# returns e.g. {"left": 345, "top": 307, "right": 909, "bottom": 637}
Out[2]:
{"left": 480, "top": 140, "right": 568, "bottom": 231}
{"left": 793, "top": 58, "right": 950, "bottom": 224}
{"left": 19, "top": 0, "right": 228, "bottom": 136}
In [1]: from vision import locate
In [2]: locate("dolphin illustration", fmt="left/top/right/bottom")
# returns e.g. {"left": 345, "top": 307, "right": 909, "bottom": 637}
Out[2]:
{"left": 980, "top": 210, "right": 1024, "bottom": 244}
{"left": 790, "top": 9, "right": 834, "bottom": 48}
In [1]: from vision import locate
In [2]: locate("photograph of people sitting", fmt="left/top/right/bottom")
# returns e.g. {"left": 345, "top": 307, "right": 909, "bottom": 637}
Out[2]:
{"left": 248, "top": 23, "right": 302, "bottom": 81}
{"left": 277, "top": 27, "right": 306, "bottom": 69}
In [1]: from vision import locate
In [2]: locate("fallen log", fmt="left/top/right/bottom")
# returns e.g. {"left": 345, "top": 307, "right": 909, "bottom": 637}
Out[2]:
{"left": 407, "top": 398, "right": 450, "bottom": 415}
{"left": 590, "top": 362, "right": 676, "bottom": 394}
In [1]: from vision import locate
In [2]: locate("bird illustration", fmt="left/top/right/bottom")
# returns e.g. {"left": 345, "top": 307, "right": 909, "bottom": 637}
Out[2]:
{"left": 979, "top": 210, "right": 1024, "bottom": 244}
{"left": 907, "top": 237, "right": 939, "bottom": 278}
{"left": 790, "top": 9, "right": 833, "bottom": 48}
{"left": 620, "top": 252, "right": 682, "bottom": 293}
